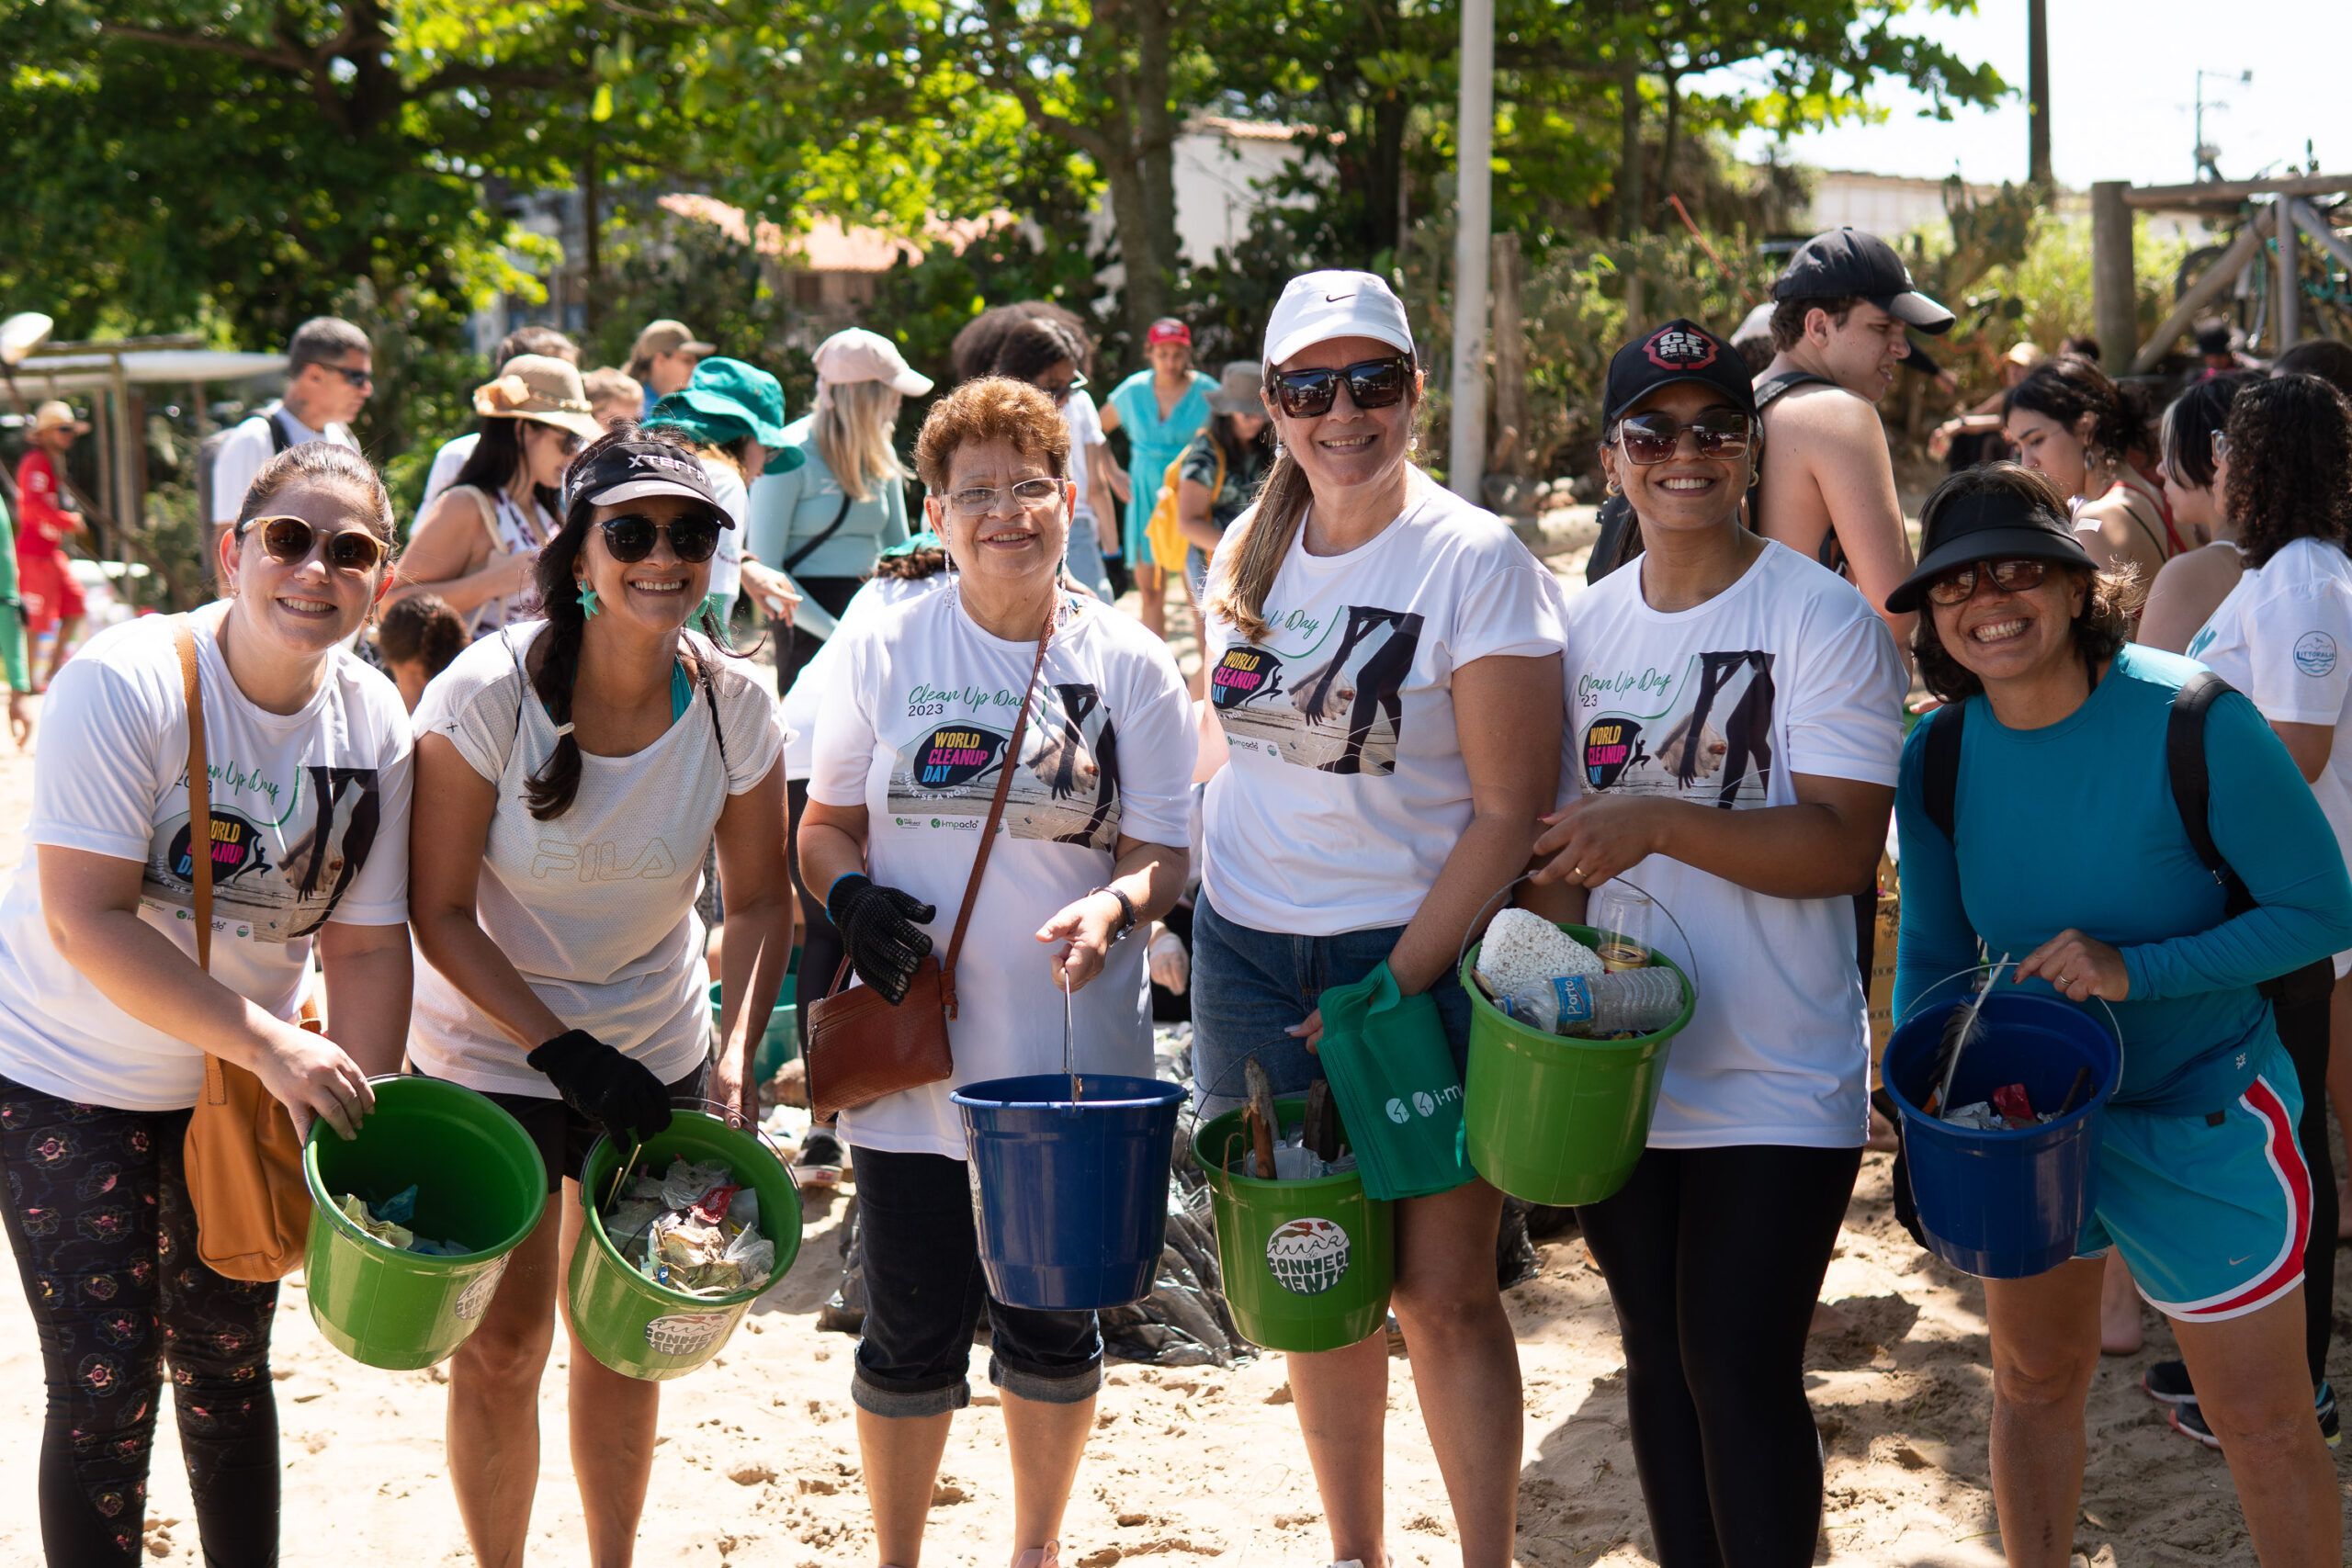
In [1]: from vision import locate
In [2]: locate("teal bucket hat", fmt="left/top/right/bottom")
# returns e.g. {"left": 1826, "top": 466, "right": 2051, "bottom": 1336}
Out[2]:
{"left": 646, "top": 355, "right": 789, "bottom": 448}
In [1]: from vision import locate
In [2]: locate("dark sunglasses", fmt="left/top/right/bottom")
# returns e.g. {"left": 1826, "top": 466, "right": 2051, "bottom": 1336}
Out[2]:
{"left": 597, "top": 512, "right": 723, "bottom": 564}
{"left": 1265, "top": 355, "right": 1414, "bottom": 419}
{"left": 300, "top": 360, "right": 373, "bottom": 390}
{"left": 1613, "top": 411, "right": 1754, "bottom": 466}
{"left": 1037, "top": 370, "right": 1089, "bottom": 403}
{"left": 239, "top": 514, "right": 389, "bottom": 572}
{"left": 1927, "top": 557, "right": 2051, "bottom": 606}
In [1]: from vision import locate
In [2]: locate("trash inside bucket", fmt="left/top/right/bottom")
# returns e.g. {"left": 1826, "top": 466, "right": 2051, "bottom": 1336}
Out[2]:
{"left": 708, "top": 975, "right": 799, "bottom": 1081}
{"left": 1194, "top": 1097, "right": 1394, "bottom": 1352}
{"left": 571, "top": 1110, "right": 804, "bottom": 1381}
{"left": 302, "top": 1077, "right": 548, "bottom": 1371}
{"left": 954, "top": 1074, "right": 1184, "bottom": 1311}
{"left": 1884, "top": 989, "right": 2120, "bottom": 1280}
{"left": 1460, "top": 924, "right": 1692, "bottom": 1206}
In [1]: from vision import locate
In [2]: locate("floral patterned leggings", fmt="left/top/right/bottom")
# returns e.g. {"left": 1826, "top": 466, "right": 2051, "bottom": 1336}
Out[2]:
{"left": 0, "top": 1077, "right": 279, "bottom": 1567}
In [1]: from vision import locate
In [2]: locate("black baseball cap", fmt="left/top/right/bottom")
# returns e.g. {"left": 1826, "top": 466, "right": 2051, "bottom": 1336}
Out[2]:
{"left": 1884, "top": 483, "right": 2094, "bottom": 613}
{"left": 1771, "top": 229, "right": 1955, "bottom": 335}
{"left": 562, "top": 434, "right": 732, "bottom": 525}
{"left": 1602, "top": 319, "right": 1758, "bottom": 427}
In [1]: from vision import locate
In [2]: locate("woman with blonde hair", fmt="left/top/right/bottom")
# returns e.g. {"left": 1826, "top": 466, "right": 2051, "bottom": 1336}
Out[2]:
{"left": 744, "top": 328, "right": 932, "bottom": 690}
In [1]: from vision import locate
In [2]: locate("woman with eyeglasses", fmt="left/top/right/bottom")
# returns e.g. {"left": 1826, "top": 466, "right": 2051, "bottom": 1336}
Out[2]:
{"left": 2003, "top": 355, "right": 2182, "bottom": 590}
{"left": 991, "top": 314, "right": 1121, "bottom": 602}
{"left": 1102, "top": 317, "right": 1217, "bottom": 640}
{"left": 1522, "top": 320, "right": 1905, "bottom": 1568}
{"left": 391, "top": 355, "right": 602, "bottom": 637}
{"left": 798, "top": 378, "right": 1194, "bottom": 1567}
{"left": 1190, "top": 272, "right": 1561, "bottom": 1567}
{"left": 1894, "top": 461, "right": 2352, "bottom": 1568}
{"left": 406, "top": 424, "right": 792, "bottom": 1568}
{"left": 0, "top": 441, "right": 414, "bottom": 1566}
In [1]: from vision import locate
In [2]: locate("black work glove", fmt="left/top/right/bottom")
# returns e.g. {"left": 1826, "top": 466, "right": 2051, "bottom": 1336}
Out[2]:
{"left": 527, "top": 1030, "right": 673, "bottom": 1143}
{"left": 827, "top": 873, "right": 937, "bottom": 1005}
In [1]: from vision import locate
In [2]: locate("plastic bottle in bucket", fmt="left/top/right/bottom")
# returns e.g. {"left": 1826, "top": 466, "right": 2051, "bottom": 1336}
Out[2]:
{"left": 569, "top": 1108, "right": 804, "bottom": 1381}
{"left": 301, "top": 1077, "right": 548, "bottom": 1371}
{"left": 1883, "top": 989, "right": 2120, "bottom": 1279}
{"left": 953, "top": 1074, "right": 1186, "bottom": 1311}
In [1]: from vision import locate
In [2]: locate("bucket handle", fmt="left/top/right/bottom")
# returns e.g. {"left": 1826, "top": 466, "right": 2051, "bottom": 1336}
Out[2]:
{"left": 591, "top": 1095, "right": 799, "bottom": 1216}
{"left": 1891, "top": 962, "right": 2124, "bottom": 1108}
{"left": 1453, "top": 872, "right": 1702, "bottom": 1001}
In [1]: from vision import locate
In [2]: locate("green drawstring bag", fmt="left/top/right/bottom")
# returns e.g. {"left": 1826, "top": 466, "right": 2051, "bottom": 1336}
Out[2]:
{"left": 1316, "top": 962, "right": 1473, "bottom": 1201}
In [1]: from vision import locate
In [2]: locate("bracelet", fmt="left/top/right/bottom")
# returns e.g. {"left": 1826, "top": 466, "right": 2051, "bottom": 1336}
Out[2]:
{"left": 1091, "top": 885, "right": 1138, "bottom": 942}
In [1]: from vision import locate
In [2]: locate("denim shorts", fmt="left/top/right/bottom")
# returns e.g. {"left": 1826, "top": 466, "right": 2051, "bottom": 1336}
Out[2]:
{"left": 1189, "top": 892, "right": 1474, "bottom": 1117}
{"left": 850, "top": 1146, "right": 1102, "bottom": 1418}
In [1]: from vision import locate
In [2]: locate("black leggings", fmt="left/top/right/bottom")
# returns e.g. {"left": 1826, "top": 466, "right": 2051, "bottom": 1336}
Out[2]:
{"left": 1577, "top": 1143, "right": 1862, "bottom": 1568}
{"left": 2271, "top": 973, "right": 2337, "bottom": 1384}
{"left": 0, "top": 1077, "right": 279, "bottom": 1567}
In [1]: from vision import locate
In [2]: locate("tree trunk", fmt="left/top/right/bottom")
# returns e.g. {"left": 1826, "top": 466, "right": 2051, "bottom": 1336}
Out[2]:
{"left": 1657, "top": 69, "right": 1680, "bottom": 230}
{"left": 1366, "top": 93, "right": 1408, "bottom": 258}
{"left": 582, "top": 142, "right": 602, "bottom": 336}
{"left": 1132, "top": 0, "right": 1179, "bottom": 293}
{"left": 2027, "top": 0, "right": 2052, "bottom": 186}
{"left": 1616, "top": 56, "right": 1644, "bottom": 242}
{"left": 1101, "top": 154, "right": 1171, "bottom": 346}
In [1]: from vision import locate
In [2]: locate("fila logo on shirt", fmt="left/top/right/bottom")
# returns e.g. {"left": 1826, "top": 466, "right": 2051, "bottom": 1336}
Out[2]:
{"left": 531, "top": 836, "right": 678, "bottom": 882}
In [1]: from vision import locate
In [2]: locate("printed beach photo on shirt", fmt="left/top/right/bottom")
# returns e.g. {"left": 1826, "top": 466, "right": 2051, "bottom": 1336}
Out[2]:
{"left": 143, "top": 765, "right": 388, "bottom": 941}
{"left": 1579, "top": 649, "right": 1777, "bottom": 808}
{"left": 1210, "top": 604, "right": 1423, "bottom": 775}
{"left": 885, "top": 684, "right": 1125, "bottom": 852}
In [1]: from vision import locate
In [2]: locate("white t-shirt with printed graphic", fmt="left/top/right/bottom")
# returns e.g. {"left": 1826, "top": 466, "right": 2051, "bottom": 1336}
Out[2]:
{"left": 2189, "top": 535, "right": 2352, "bottom": 976}
{"left": 406, "top": 625, "right": 786, "bottom": 1097}
{"left": 810, "top": 590, "right": 1196, "bottom": 1158}
{"left": 1563, "top": 539, "right": 1905, "bottom": 1148}
{"left": 0, "top": 609, "right": 414, "bottom": 1111}
{"left": 1198, "top": 474, "right": 1565, "bottom": 935}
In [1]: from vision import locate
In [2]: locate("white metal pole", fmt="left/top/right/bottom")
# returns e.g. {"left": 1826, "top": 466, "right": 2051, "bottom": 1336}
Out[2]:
{"left": 1448, "top": 0, "right": 1495, "bottom": 502}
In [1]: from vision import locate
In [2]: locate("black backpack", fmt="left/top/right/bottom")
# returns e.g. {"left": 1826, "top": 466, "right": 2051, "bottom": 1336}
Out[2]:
{"left": 197, "top": 404, "right": 296, "bottom": 525}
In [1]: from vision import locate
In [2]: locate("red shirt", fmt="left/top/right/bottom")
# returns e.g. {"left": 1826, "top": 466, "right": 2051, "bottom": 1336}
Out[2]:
{"left": 14, "top": 450, "right": 74, "bottom": 558}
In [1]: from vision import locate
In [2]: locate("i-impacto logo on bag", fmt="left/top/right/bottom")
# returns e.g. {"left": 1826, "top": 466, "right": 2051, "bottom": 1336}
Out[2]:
{"left": 1385, "top": 1098, "right": 1411, "bottom": 1123}
{"left": 1265, "top": 1216, "right": 1351, "bottom": 1295}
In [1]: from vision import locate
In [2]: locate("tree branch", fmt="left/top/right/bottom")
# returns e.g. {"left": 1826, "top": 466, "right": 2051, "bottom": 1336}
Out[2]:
{"left": 96, "top": 22, "right": 305, "bottom": 72}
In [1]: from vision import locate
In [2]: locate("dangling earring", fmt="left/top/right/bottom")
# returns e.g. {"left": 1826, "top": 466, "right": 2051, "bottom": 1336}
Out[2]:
{"left": 1604, "top": 476, "right": 1622, "bottom": 497}
{"left": 577, "top": 581, "right": 601, "bottom": 618}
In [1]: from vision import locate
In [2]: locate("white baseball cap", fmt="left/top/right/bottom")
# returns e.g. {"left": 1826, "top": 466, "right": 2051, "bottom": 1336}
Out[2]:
{"left": 814, "top": 328, "right": 934, "bottom": 397}
{"left": 1263, "top": 270, "right": 1416, "bottom": 368}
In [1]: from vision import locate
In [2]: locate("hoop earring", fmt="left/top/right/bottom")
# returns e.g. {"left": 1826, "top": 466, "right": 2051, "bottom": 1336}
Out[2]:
{"left": 1603, "top": 476, "right": 1621, "bottom": 497}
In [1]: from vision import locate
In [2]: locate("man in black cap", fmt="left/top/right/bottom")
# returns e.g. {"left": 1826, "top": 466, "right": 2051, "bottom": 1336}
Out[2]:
{"left": 1752, "top": 228, "right": 1955, "bottom": 645}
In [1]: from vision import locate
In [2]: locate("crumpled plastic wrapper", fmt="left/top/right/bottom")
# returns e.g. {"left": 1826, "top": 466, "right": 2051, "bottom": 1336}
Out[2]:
{"left": 602, "top": 1156, "right": 776, "bottom": 1298}
{"left": 335, "top": 1186, "right": 469, "bottom": 1257}
{"left": 1941, "top": 1100, "right": 2059, "bottom": 1131}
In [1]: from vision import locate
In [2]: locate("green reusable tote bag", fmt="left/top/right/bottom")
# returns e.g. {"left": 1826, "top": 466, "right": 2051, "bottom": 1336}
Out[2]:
{"left": 1316, "top": 963, "right": 1473, "bottom": 1201}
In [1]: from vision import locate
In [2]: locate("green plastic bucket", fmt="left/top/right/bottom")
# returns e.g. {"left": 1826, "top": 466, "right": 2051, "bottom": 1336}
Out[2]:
{"left": 708, "top": 975, "right": 798, "bottom": 1081}
{"left": 301, "top": 1076, "right": 548, "bottom": 1371}
{"left": 1193, "top": 1097, "right": 1395, "bottom": 1353}
{"left": 569, "top": 1109, "right": 804, "bottom": 1381}
{"left": 1460, "top": 923, "right": 1695, "bottom": 1206}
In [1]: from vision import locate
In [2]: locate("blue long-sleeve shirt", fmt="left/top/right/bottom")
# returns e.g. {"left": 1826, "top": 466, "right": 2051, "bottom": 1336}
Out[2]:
{"left": 1894, "top": 646, "right": 2352, "bottom": 1115}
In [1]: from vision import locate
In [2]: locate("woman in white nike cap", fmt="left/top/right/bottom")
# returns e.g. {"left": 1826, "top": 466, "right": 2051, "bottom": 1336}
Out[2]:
{"left": 1190, "top": 271, "right": 1564, "bottom": 1566}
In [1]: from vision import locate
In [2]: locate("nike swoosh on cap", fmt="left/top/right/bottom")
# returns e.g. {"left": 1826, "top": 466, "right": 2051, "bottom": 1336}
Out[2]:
{"left": 1324, "top": 292, "right": 1355, "bottom": 302}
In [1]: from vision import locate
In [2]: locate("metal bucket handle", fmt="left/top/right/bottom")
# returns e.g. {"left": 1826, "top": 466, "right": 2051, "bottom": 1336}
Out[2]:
{"left": 1453, "top": 871, "right": 1703, "bottom": 1002}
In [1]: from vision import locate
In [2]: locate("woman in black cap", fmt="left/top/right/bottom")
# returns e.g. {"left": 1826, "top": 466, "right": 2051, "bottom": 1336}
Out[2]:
{"left": 1893, "top": 462, "right": 2352, "bottom": 1567}
{"left": 1528, "top": 319, "right": 1907, "bottom": 1566}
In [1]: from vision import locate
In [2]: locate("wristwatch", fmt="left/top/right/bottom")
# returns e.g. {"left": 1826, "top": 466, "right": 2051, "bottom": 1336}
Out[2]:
{"left": 1091, "top": 885, "right": 1139, "bottom": 942}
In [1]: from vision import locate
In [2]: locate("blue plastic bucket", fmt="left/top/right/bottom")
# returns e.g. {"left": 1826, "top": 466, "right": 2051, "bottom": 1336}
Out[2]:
{"left": 1883, "top": 990, "right": 2121, "bottom": 1280}
{"left": 952, "top": 1074, "right": 1185, "bottom": 1310}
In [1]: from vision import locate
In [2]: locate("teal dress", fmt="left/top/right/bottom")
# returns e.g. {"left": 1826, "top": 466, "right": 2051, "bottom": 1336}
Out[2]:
{"left": 0, "top": 495, "right": 28, "bottom": 693}
{"left": 1107, "top": 369, "right": 1216, "bottom": 564}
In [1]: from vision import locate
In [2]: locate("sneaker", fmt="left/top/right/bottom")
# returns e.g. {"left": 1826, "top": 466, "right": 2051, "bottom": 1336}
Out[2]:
{"left": 794, "top": 1128, "right": 844, "bottom": 1190}
{"left": 2168, "top": 1382, "right": 2341, "bottom": 1450}
{"left": 2142, "top": 1359, "right": 2195, "bottom": 1405}
{"left": 2320, "top": 1381, "right": 2341, "bottom": 1447}
{"left": 2168, "top": 1399, "right": 2223, "bottom": 1450}
{"left": 1012, "top": 1544, "right": 1059, "bottom": 1568}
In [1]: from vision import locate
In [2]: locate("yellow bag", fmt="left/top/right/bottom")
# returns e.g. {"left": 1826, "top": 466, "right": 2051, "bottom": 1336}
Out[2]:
{"left": 1145, "top": 442, "right": 1222, "bottom": 573}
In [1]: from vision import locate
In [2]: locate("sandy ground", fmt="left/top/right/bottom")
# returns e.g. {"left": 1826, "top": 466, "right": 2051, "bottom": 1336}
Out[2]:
{"left": 2, "top": 539, "right": 2346, "bottom": 1565}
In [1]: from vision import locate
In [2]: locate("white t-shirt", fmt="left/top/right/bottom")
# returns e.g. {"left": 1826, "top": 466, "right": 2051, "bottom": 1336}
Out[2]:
{"left": 407, "top": 625, "right": 786, "bottom": 1096}
{"left": 781, "top": 572, "right": 943, "bottom": 781}
{"left": 703, "top": 456, "right": 746, "bottom": 605}
{"left": 810, "top": 591, "right": 1196, "bottom": 1157}
{"left": 417, "top": 431, "right": 480, "bottom": 517}
{"left": 2188, "top": 535, "right": 2352, "bottom": 976}
{"left": 210, "top": 406, "right": 359, "bottom": 525}
{"left": 1562, "top": 540, "right": 1905, "bottom": 1148}
{"left": 1198, "top": 474, "right": 1564, "bottom": 933}
{"left": 1063, "top": 390, "right": 1103, "bottom": 523}
{"left": 0, "top": 610, "right": 413, "bottom": 1110}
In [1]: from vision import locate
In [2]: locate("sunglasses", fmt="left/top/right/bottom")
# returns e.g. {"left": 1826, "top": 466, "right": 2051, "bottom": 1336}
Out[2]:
{"left": 1927, "top": 557, "right": 2051, "bottom": 606}
{"left": 239, "top": 515, "right": 390, "bottom": 572}
{"left": 300, "top": 361, "right": 373, "bottom": 391}
{"left": 1037, "top": 371, "right": 1089, "bottom": 403}
{"left": 1613, "top": 411, "right": 1754, "bottom": 466}
{"left": 1265, "top": 355, "right": 1414, "bottom": 419}
{"left": 597, "top": 512, "right": 723, "bottom": 564}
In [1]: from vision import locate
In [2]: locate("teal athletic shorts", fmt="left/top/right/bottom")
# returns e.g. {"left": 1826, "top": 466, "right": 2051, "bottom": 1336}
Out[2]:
{"left": 2076, "top": 1063, "right": 2312, "bottom": 1323}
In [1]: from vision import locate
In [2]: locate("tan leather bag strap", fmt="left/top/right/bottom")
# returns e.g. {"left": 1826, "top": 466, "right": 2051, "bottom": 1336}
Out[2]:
{"left": 175, "top": 618, "right": 228, "bottom": 1108}
{"left": 938, "top": 604, "right": 1057, "bottom": 1015}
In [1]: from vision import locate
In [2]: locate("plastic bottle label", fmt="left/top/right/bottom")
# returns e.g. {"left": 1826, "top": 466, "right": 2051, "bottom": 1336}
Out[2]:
{"left": 1551, "top": 974, "right": 1599, "bottom": 1025}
